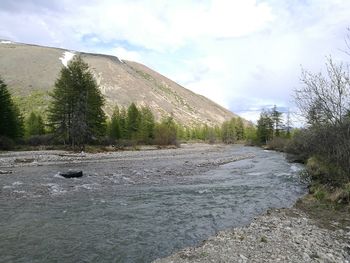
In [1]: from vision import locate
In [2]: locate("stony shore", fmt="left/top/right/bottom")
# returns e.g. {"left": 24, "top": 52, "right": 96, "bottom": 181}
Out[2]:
{"left": 2, "top": 144, "right": 349, "bottom": 262}
{"left": 154, "top": 206, "right": 350, "bottom": 263}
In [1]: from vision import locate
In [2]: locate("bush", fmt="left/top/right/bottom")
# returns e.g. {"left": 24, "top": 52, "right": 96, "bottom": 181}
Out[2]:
{"left": 284, "top": 129, "right": 312, "bottom": 163}
{"left": 328, "top": 186, "right": 350, "bottom": 204}
{"left": 0, "top": 136, "right": 14, "bottom": 150}
{"left": 266, "top": 137, "right": 289, "bottom": 151}
{"left": 154, "top": 117, "right": 178, "bottom": 146}
{"left": 114, "top": 139, "right": 136, "bottom": 150}
{"left": 306, "top": 156, "right": 346, "bottom": 187}
{"left": 313, "top": 186, "right": 327, "bottom": 201}
{"left": 25, "top": 134, "right": 53, "bottom": 146}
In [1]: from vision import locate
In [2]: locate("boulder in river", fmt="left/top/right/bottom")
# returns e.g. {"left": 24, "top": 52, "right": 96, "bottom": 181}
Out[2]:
{"left": 59, "top": 171, "right": 83, "bottom": 178}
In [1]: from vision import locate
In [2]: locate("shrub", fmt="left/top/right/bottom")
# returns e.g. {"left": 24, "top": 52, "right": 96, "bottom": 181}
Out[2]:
{"left": 26, "top": 134, "right": 53, "bottom": 146}
{"left": 306, "top": 156, "right": 346, "bottom": 187}
{"left": 154, "top": 117, "right": 178, "bottom": 146}
{"left": 266, "top": 137, "right": 289, "bottom": 151}
{"left": 313, "top": 186, "right": 327, "bottom": 201}
{"left": 0, "top": 136, "right": 14, "bottom": 150}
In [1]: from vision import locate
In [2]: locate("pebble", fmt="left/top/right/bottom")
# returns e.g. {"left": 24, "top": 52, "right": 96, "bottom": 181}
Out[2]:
{"left": 154, "top": 208, "right": 350, "bottom": 263}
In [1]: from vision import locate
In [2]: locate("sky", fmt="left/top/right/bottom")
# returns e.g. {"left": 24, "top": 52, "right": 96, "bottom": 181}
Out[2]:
{"left": 1, "top": 0, "right": 350, "bottom": 124}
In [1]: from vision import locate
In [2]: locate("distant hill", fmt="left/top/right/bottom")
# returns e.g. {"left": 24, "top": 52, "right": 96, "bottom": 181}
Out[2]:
{"left": 0, "top": 40, "right": 239, "bottom": 126}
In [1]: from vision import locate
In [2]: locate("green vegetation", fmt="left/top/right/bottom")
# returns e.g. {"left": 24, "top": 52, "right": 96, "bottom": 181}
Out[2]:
{"left": 48, "top": 56, "right": 106, "bottom": 148}
{"left": 13, "top": 90, "right": 50, "bottom": 120}
{"left": 106, "top": 104, "right": 156, "bottom": 145}
{"left": 0, "top": 55, "right": 259, "bottom": 150}
{"left": 250, "top": 105, "right": 291, "bottom": 151}
{"left": 25, "top": 112, "right": 45, "bottom": 137}
{"left": 289, "top": 56, "right": 350, "bottom": 191}
{"left": 0, "top": 77, "right": 24, "bottom": 142}
{"left": 105, "top": 104, "right": 257, "bottom": 147}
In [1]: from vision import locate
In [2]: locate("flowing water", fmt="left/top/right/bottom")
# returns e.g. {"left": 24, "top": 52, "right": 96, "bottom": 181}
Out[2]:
{"left": 0, "top": 146, "right": 306, "bottom": 262}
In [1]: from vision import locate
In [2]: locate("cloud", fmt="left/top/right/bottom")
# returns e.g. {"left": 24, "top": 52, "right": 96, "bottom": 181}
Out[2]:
{"left": 112, "top": 47, "right": 142, "bottom": 62}
{"left": 1, "top": 0, "right": 350, "bottom": 124}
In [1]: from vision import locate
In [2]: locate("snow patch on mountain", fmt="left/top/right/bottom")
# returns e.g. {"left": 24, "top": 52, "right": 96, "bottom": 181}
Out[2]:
{"left": 0, "top": 40, "right": 13, "bottom": 44}
{"left": 59, "top": 51, "right": 75, "bottom": 67}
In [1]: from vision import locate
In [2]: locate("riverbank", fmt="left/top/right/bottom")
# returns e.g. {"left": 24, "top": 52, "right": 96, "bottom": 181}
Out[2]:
{"left": 1, "top": 144, "right": 307, "bottom": 262}
{"left": 154, "top": 197, "right": 350, "bottom": 263}
{"left": 0, "top": 143, "right": 253, "bottom": 169}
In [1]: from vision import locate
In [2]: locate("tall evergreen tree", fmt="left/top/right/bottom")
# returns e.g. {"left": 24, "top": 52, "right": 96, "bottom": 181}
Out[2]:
{"left": 109, "top": 106, "right": 121, "bottom": 140}
{"left": 138, "top": 106, "right": 155, "bottom": 143}
{"left": 236, "top": 117, "right": 245, "bottom": 140}
{"left": 222, "top": 118, "right": 237, "bottom": 143}
{"left": 119, "top": 107, "right": 127, "bottom": 139}
{"left": 257, "top": 110, "right": 274, "bottom": 143}
{"left": 126, "top": 103, "right": 140, "bottom": 139}
{"left": 25, "top": 112, "right": 45, "bottom": 137}
{"left": 48, "top": 56, "right": 106, "bottom": 147}
{"left": 271, "top": 105, "right": 283, "bottom": 137}
{"left": 0, "top": 77, "right": 24, "bottom": 139}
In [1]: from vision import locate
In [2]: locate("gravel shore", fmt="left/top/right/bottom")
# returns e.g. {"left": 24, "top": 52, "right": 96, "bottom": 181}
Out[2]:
{"left": 154, "top": 207, "right": 350, "bottom": 263}
{"left": 2, "top": 144, "right": 348, "bottom": 262}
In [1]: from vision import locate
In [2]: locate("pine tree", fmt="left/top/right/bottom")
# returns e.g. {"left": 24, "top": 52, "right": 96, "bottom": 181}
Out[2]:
{"left": 257, "top": 110, "right": 274, "bottom": 144}
{"left": 0, "top": 77, "right": 24, "bottom": 139}
{"left": 138, "top": 106, "right": 155, "bottom": 143}
{"left": 119, "top": 107, "right": 127, "bottom": 139}
{"left": 126, "top": 103, "right": 140, "bottom": 139}
{"left": 109, "top": 106, "right": 121, "bottom": 140}
{"left": 25, "top": 112, "right": 45, "bottom": 137}
{"left": 48, "top": 56, "right": 106, "bottom": 147}
{"left": 221, "top": 118, "right": 237, "bottom": 143}
{"left": 271, "top": 105, "right": 283, "bottom": 137}
{"left": 236, "top": 117, "right": 245, "bottom": 140}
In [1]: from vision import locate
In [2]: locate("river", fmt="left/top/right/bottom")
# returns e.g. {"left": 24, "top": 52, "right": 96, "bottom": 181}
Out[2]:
{"left": 0, "top": 145, "right": 306, "bottom": 262}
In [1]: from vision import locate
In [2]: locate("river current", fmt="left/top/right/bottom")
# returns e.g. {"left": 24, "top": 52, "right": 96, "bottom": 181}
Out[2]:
{"left": 0, "top": 146, "right": 306, "bottom": 262}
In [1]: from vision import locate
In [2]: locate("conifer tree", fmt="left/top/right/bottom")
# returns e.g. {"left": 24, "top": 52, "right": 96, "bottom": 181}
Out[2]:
{"left": 48, "top": 56, "right": 106, "bottom": 147}
{"left": 257, "top": 110, "right": 274, "bottom": 143}
{"left": 236, "top": 117, "right": 245, "bottom": 140}
{"left": 0, "top": 77, "right": 24, "bottom": 139}
{"left": 119, "top": 107, "right": 127, "bottom": 139}
{"left": 154, "top": 116, "right": 177, "bottom": 145}
{"left": 126, "top": 103, "right": 140, "bottom": 139}
{"left": 138, "top": 106, "right": 155, "bottom": 143}
{"left": 25, "top": 112, "right": 45, "bottom": 137}
{"left": 221, "top": 118, "right": 237, "bottom": 143}
{"left": 271, "top": 105, "right": 283, "bottom": 137}
{"left": 109, "top": 106, "right": 121, "bottom": 140}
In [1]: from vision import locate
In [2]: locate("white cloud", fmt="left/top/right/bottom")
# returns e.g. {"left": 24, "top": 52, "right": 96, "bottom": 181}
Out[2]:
{"left": 1, "top": 0, "right": 350, "bottom": 124}
{"left": 112, "top": 47, "right": 142, "bottom": 62}
{"left": 58, "top": 0, "right": 274, "bottom": 52}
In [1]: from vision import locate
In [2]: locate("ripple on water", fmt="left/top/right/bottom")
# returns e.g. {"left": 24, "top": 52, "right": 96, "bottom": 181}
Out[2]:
{"left": 75, "top": 183, "right": 100, "bottom": 191}
{"left": 0, "top": 146, "right": 307, "bottom": 263}
{"left": 43, "top": 183, "right": 67, "bottom": 195}
{"left": 247, "top": 172, "right": 264, "bottom": 176}
{"left": 290, "top": 163, "right": 303, "bottom": 172}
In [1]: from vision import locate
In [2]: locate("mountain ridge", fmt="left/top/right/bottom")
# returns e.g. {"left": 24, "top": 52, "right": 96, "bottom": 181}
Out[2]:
{"left": 0, "top": 41, "right": 238, "bottom": 126}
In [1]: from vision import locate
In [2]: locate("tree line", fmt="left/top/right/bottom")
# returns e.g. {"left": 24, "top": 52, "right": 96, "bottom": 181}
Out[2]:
{"left": 0, "top": 56, "right": 256, "bottom": 150}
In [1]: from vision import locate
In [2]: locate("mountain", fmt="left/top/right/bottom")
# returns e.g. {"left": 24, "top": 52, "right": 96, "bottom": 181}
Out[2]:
{"left": 0, "top": 40, "right": 238, "bottom": 126}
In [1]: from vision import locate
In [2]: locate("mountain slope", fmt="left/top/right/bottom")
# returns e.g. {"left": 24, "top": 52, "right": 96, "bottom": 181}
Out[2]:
{"left": 0, "top": 41, "right": 237, "bottom": 126}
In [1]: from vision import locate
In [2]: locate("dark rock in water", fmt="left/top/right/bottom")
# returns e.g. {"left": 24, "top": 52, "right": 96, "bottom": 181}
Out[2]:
{"left": 59, "top": 171, "right": 83, "bottom": 178}
{"left": 0, "top": 170, "right": 12, "bottom": 174}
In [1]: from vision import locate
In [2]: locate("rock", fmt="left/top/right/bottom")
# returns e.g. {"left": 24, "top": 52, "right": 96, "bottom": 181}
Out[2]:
{"left": 239, "top": 254, "right": 248, "bottom": 262}
{"left": 0, "top": 170, "right": 12, "bottom": 174}
{"left": 58, "top": 171, "right": 83, "bottom": 178}
{"left": 153, "top": 208, "right": 350, "bottom": 263}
